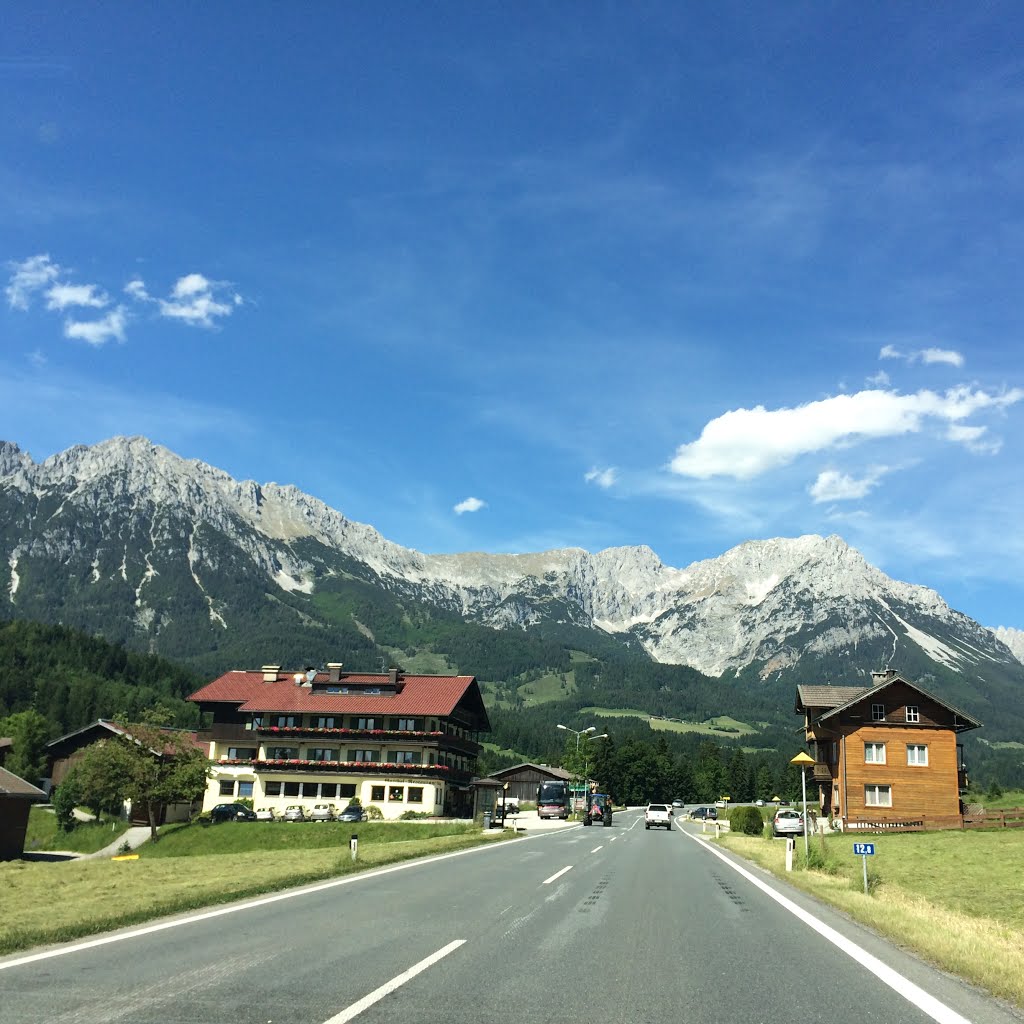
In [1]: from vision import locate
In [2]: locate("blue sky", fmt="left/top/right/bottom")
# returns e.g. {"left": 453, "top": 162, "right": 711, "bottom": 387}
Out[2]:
{"left": 2, "top": 4, "right": 1023, "bottom": 630}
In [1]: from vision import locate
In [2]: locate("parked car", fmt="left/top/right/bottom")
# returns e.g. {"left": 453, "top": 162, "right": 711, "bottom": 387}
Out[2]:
{"left": 309, "top": 803, "right": 338, "bottom": 822}
{"left": 254, "top": 807, "right": 278, "bottom": 821}
{"left": 283, "top": 804, "right": 307, "bottom": 822}
{"left": 644, "top": 803, "right": 672, "bottom": 830}
{"left": 210, "top": 802, "right": 257, "bottom": 823}
{"left": 772, "top": 808, "right": 804, "bottom": 837}
{"left": 336, "top": 805, "right": 366, "bottom": 823}
{"left": 690, "top": 806, "right": 717, "bottom": 821}
{"left": 583, "top": 793, "right": 613, "bottom": 827}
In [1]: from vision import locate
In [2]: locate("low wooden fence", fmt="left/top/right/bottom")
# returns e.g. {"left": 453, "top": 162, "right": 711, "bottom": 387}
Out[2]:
{"left": 844, "top": 807, "right": 1024, "bottom": 833}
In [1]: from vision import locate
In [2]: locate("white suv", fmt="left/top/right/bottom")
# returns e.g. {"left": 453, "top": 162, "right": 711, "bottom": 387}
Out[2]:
{"left": 645, "top": 804, "right": 672, "bottom": 830}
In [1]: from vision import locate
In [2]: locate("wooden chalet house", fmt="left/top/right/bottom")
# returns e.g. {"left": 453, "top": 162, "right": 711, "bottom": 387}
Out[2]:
{"left": 796, "top": 669, "right": 980, "bottom": 827}
{"left": 188, "top": 663, "right": 490, "bottom": 819}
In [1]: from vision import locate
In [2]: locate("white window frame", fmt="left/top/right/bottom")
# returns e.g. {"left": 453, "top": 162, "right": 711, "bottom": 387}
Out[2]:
{"left": 865, "top": 784, "right": 892, "bottom": 807}
{"left": 864, "top": 742, "right": 886, "bottom": 764}
{"left": 871, "top": 703, "right": 886, "bottom": 721}
{"left": 905, "top": 705, "right": 920, "bottom": 723}
{"left": 906, "top": 744, "right": 928, "bottom": 766}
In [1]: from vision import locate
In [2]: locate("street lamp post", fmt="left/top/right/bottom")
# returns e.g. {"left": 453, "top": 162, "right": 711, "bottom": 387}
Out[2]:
{"left": 557, "top": 725, "right": 609, "bottom": 813}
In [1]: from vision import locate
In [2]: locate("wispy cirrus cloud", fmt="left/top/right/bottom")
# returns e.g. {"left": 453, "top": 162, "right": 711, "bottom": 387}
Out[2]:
{"left": 128, "top": 272, "right": 243, "bottom": 328}
{"left": 5, "top": 254, "right": 61, "bottom": 309}
{"left": 453, "top": 496, "right": 486, "bottom": 515}
{"left": 880, "top": 344, "right": 964, "bottom": 368}
{"left": 669, "top": 386, "right": 1023, "bottom": 480}
{"left": 584, "top": 466, "right": 617, "bottom": 489}
{"left": 810, "top": 466, "right": 891, "bottom": 503}
{"left": 6, "top": 255, "right": 245, "bottom": 344}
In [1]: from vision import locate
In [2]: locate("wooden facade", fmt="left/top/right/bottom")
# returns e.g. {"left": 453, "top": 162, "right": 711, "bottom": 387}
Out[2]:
{"left": 796, "top": 671, "right": 980, "bottom": 826}
{"left": 485, "top": 763, "right": 573, "bottom": 805}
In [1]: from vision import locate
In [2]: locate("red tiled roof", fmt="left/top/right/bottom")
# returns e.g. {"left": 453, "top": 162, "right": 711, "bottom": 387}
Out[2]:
{"left": 189, "top": 670, "right": 478, "bottom": 717}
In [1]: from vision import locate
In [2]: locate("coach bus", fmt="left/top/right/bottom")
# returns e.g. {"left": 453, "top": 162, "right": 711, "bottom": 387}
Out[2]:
{"left": 537, "top": 779, "right": 570, "bottom": 819}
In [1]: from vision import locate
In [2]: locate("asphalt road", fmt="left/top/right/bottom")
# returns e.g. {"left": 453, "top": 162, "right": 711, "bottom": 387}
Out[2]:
{"left": 1, "top": 810, "right": 1018, "bottom": 1024}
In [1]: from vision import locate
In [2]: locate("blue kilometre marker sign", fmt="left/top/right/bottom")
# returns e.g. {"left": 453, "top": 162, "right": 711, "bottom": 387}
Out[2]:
{"left": 853, "top": 842, "right": 876, "bottom": 856}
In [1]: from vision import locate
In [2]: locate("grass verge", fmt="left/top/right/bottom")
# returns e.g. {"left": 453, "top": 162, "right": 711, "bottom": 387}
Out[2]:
{"left": 25, "top": 807, "right": 131, "bottom": 854}
{"left": 717, "top": 830, "right": 1024, "bottom": 1008}
{"left": 1, "top": 828, "right": 512, "bottom": 956}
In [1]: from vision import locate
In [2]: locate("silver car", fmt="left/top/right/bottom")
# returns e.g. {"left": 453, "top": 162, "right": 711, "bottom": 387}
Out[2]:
{"left": 283, "top": 804, "right": 307, "bottom": 822}
{"left": 772, "top": 808, "right": 804, "bottom": 837}
{"left": 309, "top": 803, "right": 337, "bottom": 822}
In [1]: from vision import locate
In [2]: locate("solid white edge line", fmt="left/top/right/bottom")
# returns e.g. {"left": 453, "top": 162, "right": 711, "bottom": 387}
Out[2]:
{"left": 0, "top": 829, "right": 564, "bottom": 972}
{"left": 686, "top": 833, "right": 972, "bottom": 1024}
{"left": 542, "top": 865, "right": 573, "bottom": 884}
{"left": 322, "top": 939, "right": 465, "bottom": 1024}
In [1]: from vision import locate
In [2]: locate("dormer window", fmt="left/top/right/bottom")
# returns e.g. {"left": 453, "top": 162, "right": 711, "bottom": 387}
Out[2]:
{"left": 906, "top": 706, "right": 920, "bottom": 723}
{"left": 871, "top": 704, "right": 886, "bottom": 722}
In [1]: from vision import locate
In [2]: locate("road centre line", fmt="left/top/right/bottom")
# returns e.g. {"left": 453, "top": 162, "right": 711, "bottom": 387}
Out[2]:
{"left": 591, "top": 846, "right": 603, "bottom": 853}
{"left": 542, "top": 865, "right": 573, "bottom": 884}
{"left": 322, "top": 940, "right": 465, "bottom": 1024}
{"left": 0, "top": 831, "right": 562, "bottom": 972}
{"left": 686, "top": 833, "right": 970, "bottom": 1024}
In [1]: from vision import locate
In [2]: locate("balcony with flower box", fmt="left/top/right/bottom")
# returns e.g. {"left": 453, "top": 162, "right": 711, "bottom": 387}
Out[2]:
{"left": 215, "top": 757, "right": 471, "bottom": 783}
{"left": 255, "top": 725, "right": 481, "bottom": 755}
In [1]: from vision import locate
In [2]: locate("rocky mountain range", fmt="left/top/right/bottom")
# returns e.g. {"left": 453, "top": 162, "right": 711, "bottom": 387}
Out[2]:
{"left": 2, "top": 436, "right": 1022, "bottom": 734}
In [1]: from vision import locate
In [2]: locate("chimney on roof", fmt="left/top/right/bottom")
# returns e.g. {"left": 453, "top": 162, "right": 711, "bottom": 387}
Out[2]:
{"left": 388, "top": 667, "right": 400, "bottom": 685}
{"left": 328, "top": 663, "right": 343, "bottom": 683}
{"left": 262, "top": 665, "right": 281, "bottom": 682}
{"left": 871, "top": 668, "right": 897, "bottom": 686}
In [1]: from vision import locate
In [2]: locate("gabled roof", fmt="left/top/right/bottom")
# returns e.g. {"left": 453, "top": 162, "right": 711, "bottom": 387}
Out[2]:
{"left": 47, "top": 719, "right": 206, "bottom": 757}
{"left": 488, "top": 762, "right": 573, "bottom": 781}
{"left": 797, "top": 675, "right": 981, "bottom": 731}
{"left": 796, "top": 686, "right": 868, "bottom": 712}
{"left": 188, "top": 670, "right": 484, "bottom": 721}
{"left": 0, "top": 766, "right": 47, "bottom": 800}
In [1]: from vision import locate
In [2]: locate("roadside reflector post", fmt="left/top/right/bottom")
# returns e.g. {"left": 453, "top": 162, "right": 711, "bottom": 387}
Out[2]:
{"left": 785, "top": 837, "right": 794, "bottom": 872}
{"left": 350, "top": 833, "right": 358, "bottom": 861}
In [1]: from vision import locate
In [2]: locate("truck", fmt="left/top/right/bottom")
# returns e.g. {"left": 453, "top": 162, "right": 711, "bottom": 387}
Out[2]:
{"left": 645, "top": 803, "right": 672, "bottom": 830}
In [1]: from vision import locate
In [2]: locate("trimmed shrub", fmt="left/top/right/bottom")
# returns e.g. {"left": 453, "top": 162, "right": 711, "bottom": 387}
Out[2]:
{"left": 729, "top": 805, "right": 765, "bottom": 836}
{"left": 365, "top": 805, "right": 384, "bottom": 820}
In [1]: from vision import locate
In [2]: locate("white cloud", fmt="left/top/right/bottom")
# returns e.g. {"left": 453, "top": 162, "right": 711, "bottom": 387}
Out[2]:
{"left": 5, "top": 254, "right": 61, "bottom": 309}
{"left": 920, "top": 348, "right": 965, "bottom": 367}
{"left": 172, "top": 273, "right": 212, "bottom": 298}
{"left": 879, "top": 344, "right": 964, "bottom": 368}
{"left": 7, "top": 257, "right": 244, "bottom": 340}
{"left": 63, "top": 307, "right": 128, "bottom": 346}
{"left": 669, "top": 386, "right": 1024, "bottom": 480}
{"left": 584, "top": 466, "right": 618, "bottom": 489}
{"left": 810, "top": 467, "right": 890, "bottom": 503}
{"left": 866, "top": 370, "right": 890, "bottom": 387}
{"left": 453, "top": 496, "right": 486, "bottom": 515}
{"left": 157, "top": 273, "right": 238, "bottom": 327}
{"left": 125, "top": 278, "right": 151, "bottom": 301}
{"left": 45, "top": 282, "right": 109, "bottom": 311}
{"left": 947, "top": 423, "right": 1001, "bottom": 455}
